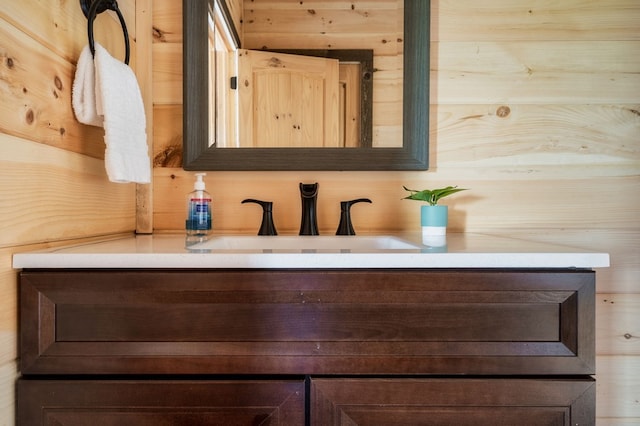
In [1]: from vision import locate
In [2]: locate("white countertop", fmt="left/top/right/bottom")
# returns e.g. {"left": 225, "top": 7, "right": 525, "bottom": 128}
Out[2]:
{"left": 12, "top": 233, "right": 610, "bottom": 269}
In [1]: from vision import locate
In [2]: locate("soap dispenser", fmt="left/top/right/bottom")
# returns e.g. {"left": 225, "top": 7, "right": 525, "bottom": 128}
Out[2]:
{"left": 186, "top": 173, "right": 212, "bottom": 242}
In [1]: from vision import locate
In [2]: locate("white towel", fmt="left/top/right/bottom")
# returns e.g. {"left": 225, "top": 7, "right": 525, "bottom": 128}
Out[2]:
{"left": 72, "top": 45, "right": 103, "bottom": 127}
{"left": 72, "top": 43, "right": 151, "bottom": 184}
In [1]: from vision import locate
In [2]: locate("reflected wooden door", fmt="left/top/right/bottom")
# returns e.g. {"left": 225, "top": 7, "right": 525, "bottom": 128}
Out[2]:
{"left": 238, "top": 49, "right": 340, "bottom": 147}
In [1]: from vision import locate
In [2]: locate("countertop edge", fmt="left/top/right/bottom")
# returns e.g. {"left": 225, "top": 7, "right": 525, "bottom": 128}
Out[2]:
{"left": 13, "top": 252, "right": 610, "bottom": 269}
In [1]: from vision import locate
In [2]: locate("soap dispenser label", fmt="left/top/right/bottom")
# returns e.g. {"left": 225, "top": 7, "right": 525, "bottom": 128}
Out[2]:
{"left": 187, "top": 197, "right": 212, "bottom": 231}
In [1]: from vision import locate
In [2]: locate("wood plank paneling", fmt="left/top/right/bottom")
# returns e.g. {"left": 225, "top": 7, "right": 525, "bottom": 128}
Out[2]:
{"left": 434, "top": 41, "right": 640, "bottom": 104}
{"left": 153, "top": 168, "right": 639, "bottom": 233}
{"left": 0, "top": 0, "right": 132, "bottom": 63}
{"left": 0, "top": 0, "right": 141, "bottom": 158}
{"left": 435, "top": 104, "right": 639, "bottom": 171}
{"left": 432, "top": 0, "right": 640, "bottom": 42}
{"left": 0, "top": 134, "right": 135, "bottom": 248}
{"left": 0, "top": 361, "right": 17, "bottom": 426}
{"left": 152, "top": 43, "right": 182, "bottom": 105}
{"left": 152, "top": 105, "right": 183, "bottom": 167}
{"left": 0, "top": 250, "right": 17, "bottom": 366}
{"left": 152, "top": 102, "right": 639, "bottom": 175}
{"left": 597, "top": 356, "right": 640, "bottom": 418}
{"left": 152, "top": 0, "right": 182, "bottom": 43}
{"left": 597, "top": 294, "right": 640, "bottom": 356}
{"left": 0, "top": 18, "right": 105, "bottom": 159}
{"left": 244, "top": 4, "right": 400, "bottom": 35}
{"left": 135, "top": 0, "right": 154, "bottom": 234}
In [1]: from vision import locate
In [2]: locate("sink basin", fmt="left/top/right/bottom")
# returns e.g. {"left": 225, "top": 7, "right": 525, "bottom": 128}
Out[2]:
{"left": 188, "top": 235, "right": 423, "bottom": 252}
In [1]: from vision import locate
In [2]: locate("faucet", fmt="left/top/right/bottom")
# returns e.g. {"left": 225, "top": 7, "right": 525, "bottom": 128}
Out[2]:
{"left": 241, "top": 199, "right": 278, "bottom": 236}
{"left": 336, "top": 198, "right": 372, "bottom": 235}
{"left": 299, "top": 182, "right": 319, "bottom": 235}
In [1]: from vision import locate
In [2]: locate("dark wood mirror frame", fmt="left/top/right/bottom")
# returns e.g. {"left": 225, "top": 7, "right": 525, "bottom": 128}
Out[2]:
{"left": 183, "top": 0, "right": 430, "bottom": 171}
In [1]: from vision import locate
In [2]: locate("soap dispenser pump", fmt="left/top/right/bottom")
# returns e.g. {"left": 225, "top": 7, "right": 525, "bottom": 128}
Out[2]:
{"left": 186, "top": 173, "right": 212, "bottom": 239}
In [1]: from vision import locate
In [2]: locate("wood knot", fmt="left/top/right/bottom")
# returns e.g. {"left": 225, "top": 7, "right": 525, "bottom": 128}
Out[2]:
{"left": 6, "top": 57, "right": 14, "bottom": 68}
{"left": 152, "top": 27, "right": 165, "bottom": 42}
{"left": 268, "top": 57, "right": 283, "bottom": 68}
{"left": 153, "top": 143, "right": 183, "bottom": 167}
{"left": 496, "top": 106, "right": 511, "bottom": 118}
{"left": 25, "top": 109, "right": 34, "bottom": 125}
{"left": 54, "top": 76, "right": 63, "bottom": 91}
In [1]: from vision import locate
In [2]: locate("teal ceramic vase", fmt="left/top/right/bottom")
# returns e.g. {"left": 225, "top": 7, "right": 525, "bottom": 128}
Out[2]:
{"left": 421, "top": 205, "right": 448, "bottom": 246}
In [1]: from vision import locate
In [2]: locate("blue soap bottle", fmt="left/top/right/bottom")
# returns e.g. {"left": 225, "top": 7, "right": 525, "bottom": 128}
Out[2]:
{"left": 186, "top": 173, "right": 212, "bottom": 241}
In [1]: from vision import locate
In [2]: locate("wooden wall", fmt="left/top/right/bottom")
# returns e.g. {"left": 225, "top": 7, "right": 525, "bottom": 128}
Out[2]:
{"left": 0, "top": 1, "right": 148, "bottom": 423}
{"left": 152, "top": 0, "right": 640, "bottom": 423}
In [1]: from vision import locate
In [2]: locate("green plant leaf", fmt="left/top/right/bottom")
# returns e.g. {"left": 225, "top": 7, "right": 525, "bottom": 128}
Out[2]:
{"left": 403, "top": 185, "right": 468, "bottom": 205}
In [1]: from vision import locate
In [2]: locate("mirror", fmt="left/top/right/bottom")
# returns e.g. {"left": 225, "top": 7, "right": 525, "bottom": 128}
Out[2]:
{"left": 183, "top": 0, "right": 429, "bottom": 171}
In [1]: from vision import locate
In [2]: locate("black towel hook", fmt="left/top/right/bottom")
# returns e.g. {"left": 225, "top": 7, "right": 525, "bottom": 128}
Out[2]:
{"left": 80, "top": 0, "right": 130, "bottom": 65}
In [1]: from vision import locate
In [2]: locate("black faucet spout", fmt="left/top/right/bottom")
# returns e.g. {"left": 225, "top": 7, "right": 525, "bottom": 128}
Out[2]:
{"left": 299, "top": 182, "right": 319, "bottom": 235}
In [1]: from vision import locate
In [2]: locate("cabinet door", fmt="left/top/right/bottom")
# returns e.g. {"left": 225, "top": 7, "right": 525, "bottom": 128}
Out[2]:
{"left": 311, "top": 378, "right": 594, "bottom": 425}
{"left": 18, "top": 379, "right": 304, "bottom": 426}
{"left": 20, "top": 269, "right": 594, "bottom": 376}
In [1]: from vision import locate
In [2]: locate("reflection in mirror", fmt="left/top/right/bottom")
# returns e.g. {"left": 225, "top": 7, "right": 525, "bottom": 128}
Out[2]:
{"left": 183, "top": 0, "right": 429, "bottom": 170}
{"left": 208, "top": 0, "right": 239, "bottom": 148}
{"left": 229, "top": 49, "right": 373, "bottom": 148}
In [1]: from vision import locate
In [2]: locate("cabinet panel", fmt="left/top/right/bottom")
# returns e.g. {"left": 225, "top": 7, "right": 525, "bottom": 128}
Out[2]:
{"left": 17, "top": 379, "right": 304, "bottom": 426}
{"left": 20, "top": 269, "right": 594, "bottom": 375}
{"left": 311, "top": 378, "right": 595, "bottom": 426}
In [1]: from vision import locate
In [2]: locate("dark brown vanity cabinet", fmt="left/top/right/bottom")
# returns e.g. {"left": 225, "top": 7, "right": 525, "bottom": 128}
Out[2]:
{"left": 18, "top": 269, "right": 596, "bottom": 425}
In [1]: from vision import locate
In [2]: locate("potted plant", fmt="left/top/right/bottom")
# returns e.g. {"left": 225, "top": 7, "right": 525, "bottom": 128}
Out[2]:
{"left": 403, "top": 186, "right": 468, "bottom": 240}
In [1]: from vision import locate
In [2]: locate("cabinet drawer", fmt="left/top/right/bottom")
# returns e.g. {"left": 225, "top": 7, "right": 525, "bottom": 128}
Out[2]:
{"left": 17, "top": 379, "right": 304, "bottom": 426}
{"left": 311, "top": 378, "right": 595, "bottom": 425}
{"left": 20, "top": 269, "right": 594, "bottom": 375}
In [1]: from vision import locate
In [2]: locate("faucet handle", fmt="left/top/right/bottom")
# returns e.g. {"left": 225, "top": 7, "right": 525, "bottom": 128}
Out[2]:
{"left": 336, "top": 198, "right": 372, "bottom": 236}
{"left": 242, "top": 199, "right": 278, "bottom": 236}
